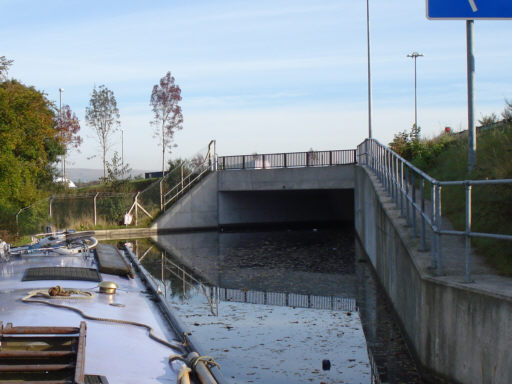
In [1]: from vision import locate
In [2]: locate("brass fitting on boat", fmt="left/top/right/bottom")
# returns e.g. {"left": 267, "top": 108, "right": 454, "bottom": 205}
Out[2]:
{"left": 98, "top": 281, "right": 118, "bottom": 294}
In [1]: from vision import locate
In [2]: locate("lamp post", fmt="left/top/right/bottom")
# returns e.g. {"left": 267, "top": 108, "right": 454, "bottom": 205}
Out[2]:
{"left": 366, "top": 0, "right": 372, "bottom": 139}
{"left": 407, "top": 52, "right": 423, "bottom": 131}
{"left": 59, "top": 88, "right": 64, "bottom": 181}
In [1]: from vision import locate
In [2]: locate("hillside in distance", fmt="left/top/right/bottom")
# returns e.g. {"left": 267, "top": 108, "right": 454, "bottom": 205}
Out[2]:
{"left": 66, "top": 168, "right": 149, "bottom": 183}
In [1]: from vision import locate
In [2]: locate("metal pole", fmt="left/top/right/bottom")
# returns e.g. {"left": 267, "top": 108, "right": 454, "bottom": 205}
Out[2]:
{"left": 466, "top": 20, "right": 476, "bottom": 173}
{"left": 405, "top": 168, "right": 410, "bottom": 226}
{"left": 407, "top": 52, "right": 423, "bottom": 131}
{"left": 435, "top": 184, "right": 443, "bottom": 276}
{"left": 59, "top": 88, "right": 64, "bottom": 181}
{"left": 465, "top": 183, "right": 473, "bottom": 283}
{"left": 94, "top": 193, "right": 99, "bottom": 226}
{"left": 135, "top": 192, "right": 139, "bottom": 226}
{"left": 420, "top": 179, "right": 427, "bottom": 251}
{"left": 366, "top": 0, "right": 372, "bottom": 139}
{"left": 430, "top": 183, "right": 437, "bottom": 269}
{"left": 412, "top": 173, "right": 417, "bottom": 237}
{"left": 181, "top": 164, "right": 184, "bottom": 191}
{"left": 400, "top": 161, "right": 404, "bottom": 217}
{"left": 159, "top": 179, "right": 164, "bottom": 211}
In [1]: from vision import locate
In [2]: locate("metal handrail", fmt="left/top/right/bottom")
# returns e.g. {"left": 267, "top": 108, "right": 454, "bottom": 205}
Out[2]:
{"left": 163, "top": 162, "right": 211, "bottom": 209}
{"left": 358, "top": 138, "right": 512, "bottom": 282}
{"left": 218, "top": 149, "right": 357, "bottom": 170}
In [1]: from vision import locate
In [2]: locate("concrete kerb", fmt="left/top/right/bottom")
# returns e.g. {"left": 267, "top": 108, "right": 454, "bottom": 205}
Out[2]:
{"left": 93, "top": 227, "right": 157, "bottom": 240}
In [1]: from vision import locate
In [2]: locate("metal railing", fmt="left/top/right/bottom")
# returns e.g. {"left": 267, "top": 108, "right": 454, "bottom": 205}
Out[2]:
{"left": 357, "top": 138, "right": 512, "bottom": 282}
{"left": 216, "top": 287, "right": 356, "bottom": 312}
{"left": 161, "top": 140, "right": 216, "bottom": 210}
{"left": 218, "top": 149, "right": 356, "bottom": 170}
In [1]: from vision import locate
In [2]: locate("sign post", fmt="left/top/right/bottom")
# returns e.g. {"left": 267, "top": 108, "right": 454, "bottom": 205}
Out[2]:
{"left": 426, "top": 0, "right": 512, "bottom": 172}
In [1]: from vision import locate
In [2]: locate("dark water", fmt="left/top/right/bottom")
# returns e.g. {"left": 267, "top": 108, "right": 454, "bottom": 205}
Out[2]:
{"left": 131, "top": 227, "right": 424, "bottom": 383}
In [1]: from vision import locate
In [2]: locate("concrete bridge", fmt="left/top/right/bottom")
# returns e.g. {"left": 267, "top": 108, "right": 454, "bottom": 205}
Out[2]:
{"left": 152, "top": 149, "right": 357, "bottom": 231}
{"left": 151, "top": 142, "right": 512, "bottom": 384}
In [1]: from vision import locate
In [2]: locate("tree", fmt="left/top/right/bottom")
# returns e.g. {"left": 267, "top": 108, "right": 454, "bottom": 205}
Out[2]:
{"left": 478, "top": 112, "right": 499, "bottom": 127}
{"left": 85, "top": 85, "right": 120, "bottom": 179}
{"left": 502, "top": 99, "right": 512, "bottom": 123}
{"left": 56, "top": 105, "right": 82, "bottom": 181}
{"left": 0, "top": 79, "right": 62, "bottom": 220}
{"left": 0, "top": 56, "right": 14, "bottom": 81}
{"left": 150, "top": 72, "right": 183, "bottom": 175}
{"left": 104, "top": 151, "right": 131, "bottom": 188}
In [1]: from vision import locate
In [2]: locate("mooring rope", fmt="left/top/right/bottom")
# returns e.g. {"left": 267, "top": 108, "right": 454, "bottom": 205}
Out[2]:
{"left": 21, "top": 287, "right": 186, "bottom": 352}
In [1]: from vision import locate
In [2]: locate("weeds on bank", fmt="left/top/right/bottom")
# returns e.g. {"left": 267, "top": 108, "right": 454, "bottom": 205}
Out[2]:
{"left": 390, "top": 119, "right": 512, "bottom": 276}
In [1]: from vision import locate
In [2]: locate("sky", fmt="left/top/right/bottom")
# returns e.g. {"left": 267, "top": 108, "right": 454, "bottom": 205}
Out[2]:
{"left": 2, "top": 0, "right": 512, "bottom": 171}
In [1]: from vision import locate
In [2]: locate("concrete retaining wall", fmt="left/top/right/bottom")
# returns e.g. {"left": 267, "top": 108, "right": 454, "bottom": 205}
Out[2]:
{"left": 355, "top": 165, "right": 512, "bottom": 384}
{"left": 152, "top": 172, "right": 219, "bottom": 231}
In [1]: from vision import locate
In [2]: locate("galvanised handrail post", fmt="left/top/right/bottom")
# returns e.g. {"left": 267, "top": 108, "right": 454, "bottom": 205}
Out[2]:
{"left": 465, "top": 182, "right": 473, "bottom": 283}
{"left": 430, "top": 182, "right": 437, "bottom": 269}
{"left": 16, "top": 208, "right": 22, "bottom": 235}
{"left": 283, "top": 153, "right": 287, "bottom": 168}
{"left": 394, "top": 155, "right": 400, "bottom": 208}
{"left": 420, "top": 178, "right": 427, "bottom": 251}
{"left": 370, "top": 140, "right": 374, "bottom": 170}
{"left": 386, "top": 150, "right": 391, "bottom": 193}
{"left": 400, "top": 160, "right": 404, "bottom": 217}
{"left": 383, "top": 148, "right": 388, "bottom": 190}
{"left": 405, "top": 168, "right": 410, "bottom": 226}
{"left": 377, "top": 145, "right": 382, "bottom": 182}
{"left": 435, "top": 183, "right": 443, "bottom": 276}
{"left": 389, "top": 151, "right": 393, "bottom": 195}
{"left": 391, "top": 153, "right": 398, "bottom": 204}
{"left": 159, "top": 178, "right": 164, "bottom": 211}
{"left": 412, "top": 172, "right": 417, "bottom": 237}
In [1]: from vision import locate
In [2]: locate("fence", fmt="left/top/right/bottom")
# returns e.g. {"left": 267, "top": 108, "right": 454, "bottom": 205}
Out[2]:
{"left": 14, "top": 142, "right": 216, "bottom": 236}
{"left": 216, "top": 287, "right": 356, "bottom": 312}
{"left": 218, "top": 149, "right": 356, "bottom": 170}
{"left": 357, "top": 138, "right": 512, "bottom": 282}
{"left": 16, "top": 192, "right": 136, "bottom": 236}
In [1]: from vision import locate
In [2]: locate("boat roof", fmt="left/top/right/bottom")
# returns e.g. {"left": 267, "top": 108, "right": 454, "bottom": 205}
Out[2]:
{"left": 0, "top": 246, "right": 190, "bottom": 384}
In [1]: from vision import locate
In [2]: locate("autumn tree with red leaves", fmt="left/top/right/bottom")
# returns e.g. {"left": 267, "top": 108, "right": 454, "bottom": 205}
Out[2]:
{"left": 150, "top": 71, "right": 183, "bottom": 175}
{"left": 56, "top": 105, "right": 82, "bottom": 181}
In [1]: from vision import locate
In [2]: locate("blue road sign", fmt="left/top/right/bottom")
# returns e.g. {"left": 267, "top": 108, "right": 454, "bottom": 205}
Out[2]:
{"left": 427, "top": 0, "right": 512, "bottom": 19}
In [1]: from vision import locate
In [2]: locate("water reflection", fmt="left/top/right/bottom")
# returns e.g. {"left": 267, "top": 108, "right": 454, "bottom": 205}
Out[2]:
{"left": 129, "top": 228, "right": 423, "bottom": 383}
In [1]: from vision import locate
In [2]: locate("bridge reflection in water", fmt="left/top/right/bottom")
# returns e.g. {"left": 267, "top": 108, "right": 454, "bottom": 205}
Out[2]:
{"left": 129, "top": 227, "right": 423, "bottom": 384}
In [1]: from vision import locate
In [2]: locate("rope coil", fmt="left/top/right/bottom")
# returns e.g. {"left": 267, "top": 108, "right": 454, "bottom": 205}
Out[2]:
{"left": 21, "top": 286, "right": 185, "bottom": 352}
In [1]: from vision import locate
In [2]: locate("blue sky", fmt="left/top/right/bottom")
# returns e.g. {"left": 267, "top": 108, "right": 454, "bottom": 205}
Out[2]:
{"left": 2, "top": 0, "right": 511, "bottom": 171}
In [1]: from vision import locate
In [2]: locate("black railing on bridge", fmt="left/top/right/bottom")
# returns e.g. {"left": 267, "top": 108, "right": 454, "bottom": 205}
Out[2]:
{"left": 218, "top": 149, "right": 357, "bottom": 170}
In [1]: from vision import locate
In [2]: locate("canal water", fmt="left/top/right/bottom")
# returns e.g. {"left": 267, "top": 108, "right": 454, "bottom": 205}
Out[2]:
{"left": 129, "top": 227, "right": 423, "bottom": 384}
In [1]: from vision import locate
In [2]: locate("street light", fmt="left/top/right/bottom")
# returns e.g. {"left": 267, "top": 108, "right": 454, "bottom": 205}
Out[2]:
{"left": 407, "top": 52, "right": 423, "bottom": 131}
{"left": 366, "top": 0, "right": 372, "bottom": 139}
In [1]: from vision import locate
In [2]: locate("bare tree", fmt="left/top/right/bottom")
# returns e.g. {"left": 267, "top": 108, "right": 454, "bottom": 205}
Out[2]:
{"left": 150, "top": 72, "right": 183, "bottom": 175}
{"left": 85, "top": 85, "right": 120, "bottom": 179}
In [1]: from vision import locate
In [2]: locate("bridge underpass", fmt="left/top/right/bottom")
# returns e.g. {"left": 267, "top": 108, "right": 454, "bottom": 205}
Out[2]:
{"left": 152, "top": 154, "right": 356, "bottom": 232}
